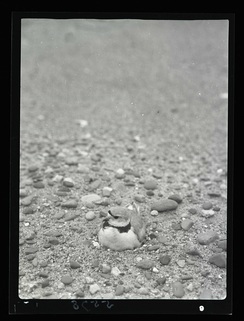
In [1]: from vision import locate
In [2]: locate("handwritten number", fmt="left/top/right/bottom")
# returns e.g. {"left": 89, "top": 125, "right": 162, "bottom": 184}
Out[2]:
{"left": 71, "top": 300, "right": 79, "bottom": 310}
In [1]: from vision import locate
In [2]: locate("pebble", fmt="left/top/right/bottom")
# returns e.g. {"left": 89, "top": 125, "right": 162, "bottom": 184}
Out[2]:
{"left": 102, "top": 187, "right": 113, "bottom": 197}
{"left": 134, "top": 194, "right": 146, "bottom": 203}
{"left": 70, "top": 260, "right": 81, "bottom": 269}
{"left": 151, "top": 199, "right": 178, "bottom": 212}
{"left": 177, "top": 259, "right": 186, "bottom": 268}
{"left": 208, "top": 253, "right": 226, "bottom": 268}
{"left": 188, "top": 208, "right": 197, "bottom": 214}
{"left": 156, "top": 276, "right": 166, "bottom": 285}
{"left": 147, "top": 244, "right": 160, "bottom": 251}
{"left": 138, "top": 287, "right": 149, "bottom": 295}
{"left": 101, "top": 264, "right": 111, "bottom": 274}
{"left": 144, "top": 179, "right": 158, "bottom": 190}
{"left": 136, "top": 259, "right": 154, "bottom": 270}
{"left": 115, "top": 285, "right": 124, "bottom": 296}
{"left": 208, "top": 192, "right": 221, "bottom": 197}
{"left": 217, "top": 240, "right": 227, "bottom": 251}
{"left": 65, "top": 157, "right": 79, "bottom": 165}
{"left": 199, "top": 288, "right": 213, "bottom": 299}
{"left": 85, "top": 211, "right": 96, "bottom": 221}
{"left": 186, "top": 283, "right": 194, "bottom": 292}
{"left": 111, "top": 267, "right": 121, "bottom": 276}
{"left": 150, "top": 210, "right": 159, "bottom": 216}
{"left": 41, "top": 279, "right": 50, "bottom": 288}
{"left": 172, "top": 281, "right": 185, "bottom": 298}
{"left": 76, "top": 291, "right": 85, "bottom": 298}
{"left": 61, "top": 275, "right": 74, "bottom": 285}
{"left": 33, "top": 181, "right": 45, "bottom": 189}
{"left": 202, "top": 202, "right": 213, "bottom": 210}
{"left": 25, "top": 246, "right": 38, "bottom": 255}
{"left": 89, "top": 284, "right": 100, "bottom": 295}
{"left": 201, "top": 209, "right": 215, "bottom": 218}
{"left": 185, "top": 246, "right": 202, "bottom": 257}
{"left": 64, "top": 213, "right": 79, "bottom": 221}
{"left": 63, "top": 178, "right": 74, "bottom": 187}
{"left": 61, "top": 200, "right": 78, "bottom": 208}
{"left": 19, "top": 189, "right": 29, "bottom": 198}
{"left": 39, "top": 272, "right": 49, "bottom": 278}
{"left": 89, "top": 180, "right": 101, "bottom": 191}
{"left": 115, "top": 168, "right": 125, "bottom": 179}
{"left": 21, "top": 195, "right": 35, "bottom": 206}
{"left": 159, "top": 254, "right": 171, "bottom": 265}
{"left": 168, "top": 194, "right": 182, "bottom": 203}
{"left": 28, "top": 165, "right": 39, "bottom": 172}
{"left": 213, "top": 206, "right": 221, "bottom": 212}
{"left": 23, "top": 207, "right": 36, "bottom": 214}
{"left": 181, "top": 218, "right": 194, "bottom": 231}
{"left": 81, "top": 194, "right": 101, "bottom": 204}
{"left": 197, "top": 231, "right": 219, "bottom": 245}
{"left": 48, "top": 237, "right": 59, "bottom": 245}
{"left": 39, "top": 261, "right": 48, "bottom": 267}
{"left": 77, "top": 164, "right": 90, "bottom": 173}
{"left": 52, "top": 174, "right": 63, "bottom": 183}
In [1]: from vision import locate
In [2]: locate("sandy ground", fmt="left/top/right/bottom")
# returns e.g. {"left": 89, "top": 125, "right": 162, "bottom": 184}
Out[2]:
{"left": 19, "top": 19, "right": 228, "bottom": 300}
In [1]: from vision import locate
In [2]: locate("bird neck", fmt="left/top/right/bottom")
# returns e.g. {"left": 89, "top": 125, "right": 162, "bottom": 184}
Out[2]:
{"left": 103, "top": 220, "right": 131, "bottom": 233}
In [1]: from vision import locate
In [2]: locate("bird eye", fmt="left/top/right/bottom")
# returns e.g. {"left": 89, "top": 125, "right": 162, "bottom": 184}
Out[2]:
{"left": 108, "top": 210, "right": 118, "bottom": 219}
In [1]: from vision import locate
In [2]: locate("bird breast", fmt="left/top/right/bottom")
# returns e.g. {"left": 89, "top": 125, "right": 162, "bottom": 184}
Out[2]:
{"left": 98, "top": 226, "right": 141, "bottom": 251}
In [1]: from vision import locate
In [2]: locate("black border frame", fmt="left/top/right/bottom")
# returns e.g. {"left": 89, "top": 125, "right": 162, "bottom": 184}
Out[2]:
{"left": 9, "top": 12, "right": 234, "bottom": 315}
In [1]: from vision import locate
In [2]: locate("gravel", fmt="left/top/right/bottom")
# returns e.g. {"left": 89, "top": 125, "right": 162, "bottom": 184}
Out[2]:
{"left": 19, "top": 19, "right": 228, "bottom": 300}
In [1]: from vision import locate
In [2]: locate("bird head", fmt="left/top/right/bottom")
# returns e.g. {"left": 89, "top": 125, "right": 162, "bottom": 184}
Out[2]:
{"left": 105, "top": 206, "right": 131, "bottom": 227}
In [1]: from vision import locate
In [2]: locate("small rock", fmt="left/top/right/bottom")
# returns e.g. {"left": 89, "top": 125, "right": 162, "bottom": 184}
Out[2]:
{"left": 208, "top": 192, "right": 221, "bottom": 197}
{"left": 217, "top": 240, "right": 227, "bottom": 251}
{"left": 151, "top": 199, "right": 178, "bottom": 212}
{"left": 134, "top": 194, "right": 146, "bottom": 203}
{"left": 152, "top": 267, "right": 159, "bottom": 273}
{"left": 39, "top": 261, "right": 48, "bottom": 267}
{"left": 197, "top": 231, "right": 219, "bottom": 245}
{"left": 61, "top": 200, "right": 78, "bottom": 208}
{"left": 150, "top": 210, "right": 159, "bottom": 216}
{"left": 89, "top": 180, "right": 101, "bottom": 191}
{"left": 201, "top": 209, "right": 215, "bottom": 218}
{"left": 111, "top": 267, "right": 121, "bottom": 276}
{"left": 33, "top": 182, "right": 45, "bottom": 189}
{"left": 61, "top": 275, "right": 74, "bottom": 285}
{"left": 177, "top": 260, "right": 186, "bottom": 268}
{"left": 70, "top": 260, "right": 81, "bottom": 269}
{"left": 144, "top": 179, "right": 158, "bottom": 190}
{"left": 172, "top": 222, "right": 182, "bottom": 230}
{"left": 181, "top": 218, "right": 194, "bottom": 231}
{"left": 138, "top": 287, "right": 149, "bottom": 295}
{"left": 48, "top": 237, "right": 59, "bottom": 245}
{"left": 65, "top": 157, "right": 79, "bottom": 165}
{"left": 85, "top": 211, "right": 96, "bottom": 221}
{"left": 28, "top": 165, "right": 39, "bottom": 172}
{"left": 208, "top": 253, "right": 226, "bottom": 268}
{"left": 213, "top": 206, "right": 221, "bottom": 212}
{"left": 23, "top": 207, "right": 36, "bottom": 214}
{"left": 172, "top": 281, "right": 185, "bottom": 298}
{"left": 25, "top": 246, "right": 38, "bottom": 255}
{"left": 159, "top": 254, "right": 171, "bottom": 265}
{"left": 77, "top": 164, "right": 90, "bottom": 173}
{"left": 185, "top": 246, "right": 202, "bottom": 257}
{"left": 21, "top": 195, "right": 35, "bottom": 206}
{"left": 202, "top": 202, "right": 213, "bottom": 210}
{"left": 186, "top": 283, "right": 194, "bottom": 292}
{"left": 81, "top": 194, "right": 101, "bottom": 204}
{"left": 115, "top": 285, "right": 124, "bottom": 296}
{"left": 181, "top": 274, "right": 193, "bottom": 280}
{"left": 199, "top": 288, "right": 213, "bottom": 299}
{"left": 64, "top": 213, "right": 79, "bottom": 221}
{"left": 115, "top": 168, "right": 125, "bottom": 179}
{"left": 41, "top": 279, "right": 50, "bottom": 288}
{"left": 136, "top": 259, "right": 154, "bottom": 270}
{"left": 39, "top": 272, "right": 49, "bottom": 278}
{"left": 156, "top": 276, "right": 166, "bottom": 285}
{"left": 101, "top": 263, "right": 111, "bottom": 274}
{"left": 102, "top": 187, "right": 113, "bottom": 197}
{"left": 147, "top": 244, "right": 160, "bottom": 251}
{"left": 168, "top": 194, "right": 182, "bottom": 203}
{"left": 63, "top": 178, "right": 75, "bottom": 187}
{"left": 52, "top": 174, "right": 63, "bottom": 183}
{"left": 188, "top": 208, "right": 197, "bottom": 214}
{"left": 76, "top": 291, "right": 85, "bottom": 298}
{"left": 89, "top": 284, "right": 100, "bottom": 295}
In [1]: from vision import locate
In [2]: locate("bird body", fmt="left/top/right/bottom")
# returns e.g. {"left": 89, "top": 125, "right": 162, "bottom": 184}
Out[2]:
{"left": 98, "top": 203, "right": 146, "bottom": 251}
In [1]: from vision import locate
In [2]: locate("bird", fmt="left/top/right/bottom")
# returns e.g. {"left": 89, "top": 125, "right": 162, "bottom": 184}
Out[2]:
{"left": 98, "top": 202, "right": 146, "bottom": 251}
